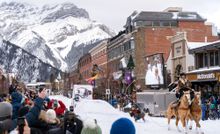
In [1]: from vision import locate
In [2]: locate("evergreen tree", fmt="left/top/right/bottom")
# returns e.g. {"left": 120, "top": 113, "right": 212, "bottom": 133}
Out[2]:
{"left": 127, "top": 55, "right": 135, "bottom": 69}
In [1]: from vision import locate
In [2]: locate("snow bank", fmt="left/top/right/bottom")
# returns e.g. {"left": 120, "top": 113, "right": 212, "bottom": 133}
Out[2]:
{"left": 50, "top": 95, "right": 220, "bottom": 134}
{"left": 75, "top": 99, "right": 131, "bottom": 134}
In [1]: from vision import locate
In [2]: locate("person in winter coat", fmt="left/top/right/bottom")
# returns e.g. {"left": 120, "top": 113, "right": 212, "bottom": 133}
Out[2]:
{"left": 129, "top": 105, "right": 145, "bottom": 122}
{"left": 11, "top": 91, "right": 24, "bottom": 119}
{"left": 0, "top": 102, "right": 30, "bottom": 134}
{"left": 81, "top": 118, "right": 102, "bottom": 134}
{"left": 47, "top": 99, "right": 66, "bottom": 116}
{"left": 201, "top": 100, "right": 207, "bottom": 121}
{"left": 175, "top": 72, "right": 193, "bottom": 100}
{"left": 9, "top": 84, "right": 16, "bottom": 95}
{"left": 38, "top": 109, "right": 62, "bottom": 134}
{"left": 25, "top": 88, "right": 47, "bottom": 128}
{"left": 63, "top": 110, "right": 83, "bottom": 134}
{"left": 0, "top": 102, "right": 13, "bottom": 133}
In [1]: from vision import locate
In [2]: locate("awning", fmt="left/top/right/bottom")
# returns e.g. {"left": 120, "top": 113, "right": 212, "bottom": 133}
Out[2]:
{"left": 191, "top": 79, "right": 217, "bottom": 83}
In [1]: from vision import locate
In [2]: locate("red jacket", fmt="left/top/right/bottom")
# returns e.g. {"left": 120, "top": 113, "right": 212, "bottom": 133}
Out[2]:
{"left": 48, "top": 100, "right": 66, "bottom": 116}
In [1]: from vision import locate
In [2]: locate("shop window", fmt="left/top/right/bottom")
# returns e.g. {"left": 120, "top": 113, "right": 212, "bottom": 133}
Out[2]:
{"left": 160, "top": 21, "right": 170, "bottom": 27}
{"left": 215, "top": 51, "right": 219, "bottom": 66}
{"left": 153, "top": 21, "right": 160, "bottom": 26}
{"left": 143, "top": 21, "right": 152, "bottom": 26}
{"left": 204, "top": 53, "right": 208, "bottom": 67}
{"left": 197, "top": 53, "right": 204, "bottom": 68}
{"left": 210, "top": 51, "right": 214, "bottom": 66}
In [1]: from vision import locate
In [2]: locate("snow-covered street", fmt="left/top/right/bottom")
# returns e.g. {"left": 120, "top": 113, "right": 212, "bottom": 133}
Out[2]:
{"left": 50, "top": 95, "right": 220, "bottom": 134}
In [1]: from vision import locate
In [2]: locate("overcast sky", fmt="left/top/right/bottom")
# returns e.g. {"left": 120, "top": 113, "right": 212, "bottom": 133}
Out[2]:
{"left": 2, "top": 0, "right": 220, "bottom": 32}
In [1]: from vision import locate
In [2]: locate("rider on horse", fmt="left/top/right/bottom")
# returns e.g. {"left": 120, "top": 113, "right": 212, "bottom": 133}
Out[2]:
{"left": 173, "top": 72, "right": 195, "bottom": 107}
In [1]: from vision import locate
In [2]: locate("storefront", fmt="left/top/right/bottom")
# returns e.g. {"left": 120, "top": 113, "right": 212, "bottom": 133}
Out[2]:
{"left": 187, "top": 70, "right": 220, "bottom": 99}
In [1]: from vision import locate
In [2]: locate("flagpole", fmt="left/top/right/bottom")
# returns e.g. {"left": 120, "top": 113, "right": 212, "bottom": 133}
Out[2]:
{"left": 125, "top": 79, "right": 136, "bottom": 94}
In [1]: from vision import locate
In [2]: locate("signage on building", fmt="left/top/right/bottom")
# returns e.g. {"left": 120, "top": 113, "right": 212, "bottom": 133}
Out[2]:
{"left": 175, "top": 46, "right": 181, "bottom": 53}
{"left": 106, "top": 89, "right": 110, "bottom": 95}
{"left": 197, "top": 73, "right": 215, "bottom": 80}
{"left": 145, "top": 53, "right": 164, "bottom": 86}
{"left": 174, "top": 42, "right": 183, "bottom": 57}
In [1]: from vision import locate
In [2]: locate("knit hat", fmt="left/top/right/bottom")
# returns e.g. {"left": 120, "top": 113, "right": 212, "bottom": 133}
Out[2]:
{"left": 0, "top": 102, "right": 12, "bottom": 121}
{"left": 46, "top": 109, "right": 57, "bottom": 123}
{"left": 110, "top": 118, "right": 135, "bottom": 134}
{"left": 81, "top": 118, "right": 102, "bottom": 134}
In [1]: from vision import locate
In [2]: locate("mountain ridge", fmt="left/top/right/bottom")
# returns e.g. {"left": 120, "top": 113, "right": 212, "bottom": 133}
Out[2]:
{"left": 0, "top": 1, "right": 114, "bottom": 71}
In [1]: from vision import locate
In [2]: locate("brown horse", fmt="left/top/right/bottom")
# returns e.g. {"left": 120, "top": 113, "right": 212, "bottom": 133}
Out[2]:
{"left": 187, "top": 92, "right": 204, "bottom": 134}
{"left": 167, "top": 91, "right": 191, "bottom": 133}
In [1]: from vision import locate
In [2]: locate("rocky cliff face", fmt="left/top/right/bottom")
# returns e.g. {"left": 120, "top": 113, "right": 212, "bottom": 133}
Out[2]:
{"left": 0, "top": 2, "right": 114, "bottom": 71}
{"left": 0, "top": 37, "right": 62, "bottom": 82}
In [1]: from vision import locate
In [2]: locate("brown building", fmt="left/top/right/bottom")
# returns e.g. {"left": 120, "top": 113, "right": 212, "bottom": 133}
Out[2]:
{"left": 68, "top": 68, "right": 81, "bottom": 87}
{"left": 78, "top": 53, "right": 92, "bottom": 83}
{"left": 89, "top": 39, "right": 108, "bottom": 92}
{"left": 123, "top": 7, "right": 219, "bottom": 89}
{"left": 89, "top": 39, "right": 108, "bottom": 78}
{"left": 186, "top": 40, "right": 220, "bottom": 98}
{"left": 107, "top": 30, "right": 135, "bottom": 93}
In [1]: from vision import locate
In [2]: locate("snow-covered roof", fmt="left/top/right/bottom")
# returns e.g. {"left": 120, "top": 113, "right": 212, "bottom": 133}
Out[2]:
{"left": 187, "top": 40, "right": 220, "bottom": 50}
{"left": 188, "top": 66, "right": 220, "bottom": 73}
{"left": 187, "top": 42, "right": 209, "bottom": 50}
{"left": 132, "top": 11, "right": 205, "bottom": 22}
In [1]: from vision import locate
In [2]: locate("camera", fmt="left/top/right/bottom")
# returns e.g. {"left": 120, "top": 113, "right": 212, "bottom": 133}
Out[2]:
{"left": 69, "top": 106, "right": 74, "bottom": 112}
{"left": 17, "top": 117, "right": 25, "bottom": 134}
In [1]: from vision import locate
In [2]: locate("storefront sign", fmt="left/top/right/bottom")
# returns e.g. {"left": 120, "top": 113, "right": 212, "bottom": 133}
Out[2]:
{"left": 174, "top": 42, "right": 183, "bottom": 57}
{"left": 175, "top": 46, "right": 181, "bottom": 54}
{"left": 197, "top": 73, "right": 215, "bottom": 80}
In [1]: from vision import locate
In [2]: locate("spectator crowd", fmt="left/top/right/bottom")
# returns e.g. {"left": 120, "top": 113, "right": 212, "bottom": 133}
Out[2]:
{"left": 0, "top": 85, "right": 136, "bottom": 134}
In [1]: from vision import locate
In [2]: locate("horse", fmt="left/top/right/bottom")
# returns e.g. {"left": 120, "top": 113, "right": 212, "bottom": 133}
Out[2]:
{"left": 167, "top": 91, "right": 192, "bottom": 134}
{"left": 187, "top": 91, "right": 204, "bottom": 134}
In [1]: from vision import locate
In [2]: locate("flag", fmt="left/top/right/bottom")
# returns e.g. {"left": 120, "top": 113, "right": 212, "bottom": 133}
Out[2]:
{"left": 120, "top": 57, "right": 127, "bottom": 68}
{"left": 86, "top": 74, "right": 99, "bottom": 84}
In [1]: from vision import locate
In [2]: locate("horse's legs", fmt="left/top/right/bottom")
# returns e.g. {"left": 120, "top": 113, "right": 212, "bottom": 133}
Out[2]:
{"left": 189, "top": 119, "right": 193, "bottom": 130}
{"left": 194, "top": 119, "right": 204, "bottom": 134}
{"left": 180, "top": 117, "right": 188, "bottom": 134}
{"left": 176, "top": 117, "right": 181, "bottom": 132}
{"left": 168, "top": 116, "right": 171, "bottom": 130}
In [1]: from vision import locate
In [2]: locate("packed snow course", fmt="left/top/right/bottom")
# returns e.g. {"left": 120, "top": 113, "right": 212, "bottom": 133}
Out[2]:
{"left": 50, "top": 95, "right": 220, "bottom": 134}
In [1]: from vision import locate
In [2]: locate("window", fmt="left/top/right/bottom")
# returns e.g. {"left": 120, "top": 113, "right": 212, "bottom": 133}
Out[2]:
{"left": 160, "top": 21, "right": 170, "bottom": 27}
{"left": 136, "top": 21, "right": 143, "bottom": 26}
{"left": 143, "top": 21, "right": 152, "bottom": 26}
{"left": 204, "top": 53, "right": 208, "bottom": 67}
{"left": 197, "top": 53, "right": 204, "bottom": 68}
{"left": 153, "top": 21, "right": 160, "bottom": 26}
{"left": 121, "top": 45, "right": 124, "bottom": 52}
{"left": 130, "top": 40, "right": 135, "bottom": 49}
{"left": 210, "top": 52, "right": 214, "bottom": 66}
{"left": 124, "top": 42, "right": 131, "bottom": 51}
{"left": 215, "top": 51, "right": 219, "bottom": 66}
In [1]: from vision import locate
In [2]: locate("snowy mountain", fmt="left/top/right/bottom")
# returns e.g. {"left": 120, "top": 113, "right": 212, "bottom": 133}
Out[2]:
{"left": 0, "top": 2, "right": 114, "bottom": 71}
{"left": 0, "top": 37, "right": 62, "bottom": 82}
